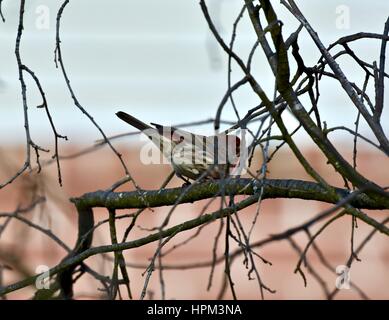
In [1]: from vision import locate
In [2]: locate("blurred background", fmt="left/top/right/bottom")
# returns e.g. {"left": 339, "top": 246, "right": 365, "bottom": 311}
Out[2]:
{"left": 0, "top": 0, "right": 389, "bottom": 299}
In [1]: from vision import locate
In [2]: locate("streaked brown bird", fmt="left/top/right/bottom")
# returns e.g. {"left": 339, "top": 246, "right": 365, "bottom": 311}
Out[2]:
{"left": 116, "top": 111, "right": 241, "bottom": 182}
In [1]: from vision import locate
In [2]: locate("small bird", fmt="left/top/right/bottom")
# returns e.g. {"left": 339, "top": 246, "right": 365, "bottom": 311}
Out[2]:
{"left": 116, "top": 111, "right": 241, "bottom": 182}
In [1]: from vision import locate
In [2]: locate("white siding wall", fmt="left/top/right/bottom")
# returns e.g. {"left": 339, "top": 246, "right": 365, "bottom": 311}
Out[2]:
{"left": 0, "top": 0, "right": 388, "bottom": 144}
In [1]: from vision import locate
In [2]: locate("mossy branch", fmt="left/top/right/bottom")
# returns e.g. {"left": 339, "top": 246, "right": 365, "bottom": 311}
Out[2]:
{"left": 70, "top": 179, "right": 388, "bottom": 210}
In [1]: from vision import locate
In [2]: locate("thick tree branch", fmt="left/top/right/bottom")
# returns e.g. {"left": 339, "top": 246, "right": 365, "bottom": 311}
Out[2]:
{"left": 70, "top": 179, "right": 388, "bottom": 210}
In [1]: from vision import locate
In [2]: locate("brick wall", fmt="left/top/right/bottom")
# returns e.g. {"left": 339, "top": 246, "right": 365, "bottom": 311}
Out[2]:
{"left": 0, "top": 144, "right": 388, "bottom": 299}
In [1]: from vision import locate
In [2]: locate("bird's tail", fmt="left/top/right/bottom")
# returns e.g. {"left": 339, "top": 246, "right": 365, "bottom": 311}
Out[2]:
{"left": 116, "top": 111, "right": 175, "bottom": 160}
{"left": 116, "top": 111, "right": 152, "bottom": 131}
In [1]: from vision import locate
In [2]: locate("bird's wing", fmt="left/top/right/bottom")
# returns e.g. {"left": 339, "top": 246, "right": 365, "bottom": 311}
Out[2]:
{"left": 150, "top": 122, "right": 207, "bottom": 147}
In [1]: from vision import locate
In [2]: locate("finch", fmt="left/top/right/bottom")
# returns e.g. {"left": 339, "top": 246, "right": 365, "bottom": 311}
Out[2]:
{"left": 116, "top": 111, "right": 241, "bottom": 182}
